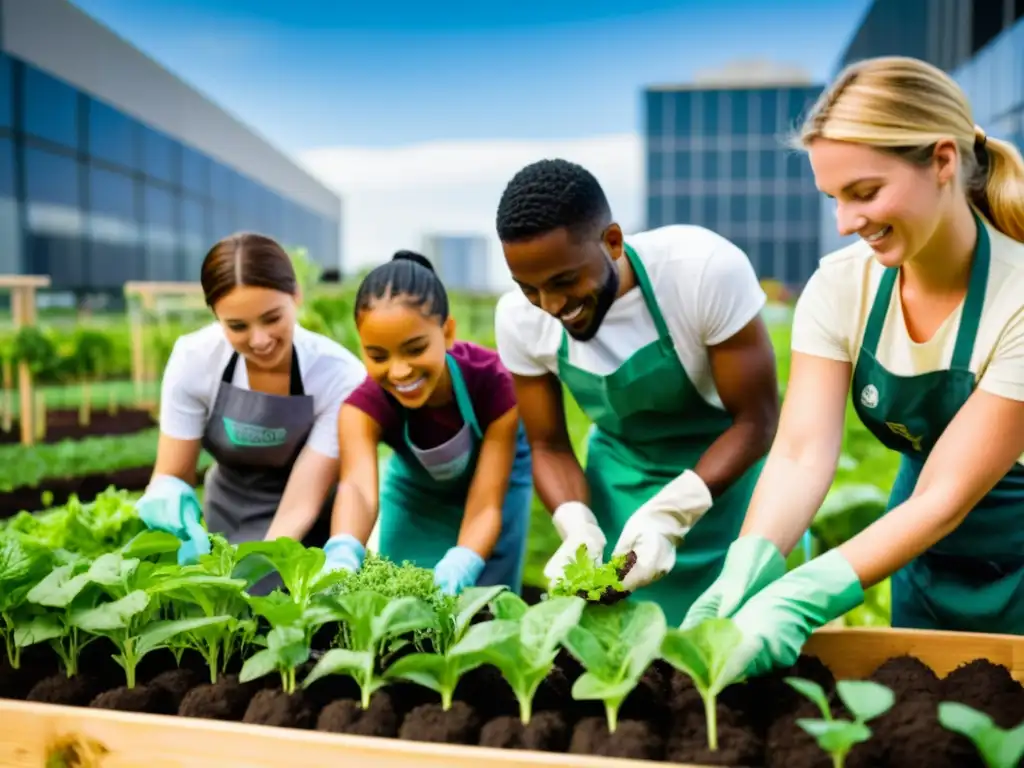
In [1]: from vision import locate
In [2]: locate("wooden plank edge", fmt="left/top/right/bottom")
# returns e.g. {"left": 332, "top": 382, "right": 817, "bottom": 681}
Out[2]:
{"left": 0, "top": 699, "right": 710, "bottom": 768}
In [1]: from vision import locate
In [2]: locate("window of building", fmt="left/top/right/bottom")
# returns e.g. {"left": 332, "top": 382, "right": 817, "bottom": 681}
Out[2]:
{"left": 730, "top": 93, "right": 749, "bottom": 136}
{"left": 758, "top": 149, "right": 778, "bottom": 180}
{"left": 702, "top": 150, "right": 720, "bottom": 181}
{"left": 24, "top": 148, "right": 84, "bottom": 287}
{"left": 210, "top": 161, "right": 236, "bottom": 205}
{"left": 730, "top": 149, "right": 748, "bottom": 181}
{"left": 87, "top": 165, "right": 141, "bottom": 287}
{"left": 645, "top": 195, "right": 662, "bottom": 230}
{"left": 87, "top": 99, "right": 138, "bottom": 170}
{"left": 0, "top": 137, "right": 19, "bottom": 274}
{"left": 141, "top": 126, "right": 179, "bottom": 187}
{"left": 758, "top": 194, "right": 774, "bottom": 226}
{"left": 143, "top": 184, "right": 181, "bottom": 280}
{"left": 262, "top": 189, "right": 284, "bottom": 241}
{"left": 181, "top": 146, "right": 210, "bottom": 198}
{"left": 645, "top": 91, "right": 664, "bottom": 137}
{"left": 22, "top": 64, "right": 80, "bottom": 149}
{"left": 729, "top": 194, "right": 749, "bottom": 225}
{"left": 700, "top": 92, "right": 719, "bottom": 136}
{"left": 0, "top": 55, "right": 11, "bottom": 129}
{"left": 0, "top": 136, "right": 13, "bottom": 199}
{"left": 675, "top": 152, "right": 692, "bottom": 181}
{"left": 181, "top": 196, "right": 209, "bottom": 278}
{"left": 673, "top": 91, "right": 692, "bottom": 134}
{"left": 211, "top": 203, "right": 236, "bottom": 242}
{"left": 757, "top": 90, "right": 779, "bottom": 135}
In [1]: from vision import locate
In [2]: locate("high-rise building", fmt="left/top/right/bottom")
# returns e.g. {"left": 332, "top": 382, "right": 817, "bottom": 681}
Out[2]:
{"left": 0, "top": 0, "right": 342, "bottom": 300}
{"left": 643, "top": 62, "right": 823, "bottom": 288}
{"left": 422, "top": 233, "right": 491, "bottom": 293}
{"left": 821, "top": 0, "right": 1022, "bottom": 255}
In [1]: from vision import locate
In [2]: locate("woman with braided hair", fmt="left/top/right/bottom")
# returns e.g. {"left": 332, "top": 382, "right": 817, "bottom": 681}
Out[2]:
{"left": 684, "top": 55, "right": 1024, "bottom": 677}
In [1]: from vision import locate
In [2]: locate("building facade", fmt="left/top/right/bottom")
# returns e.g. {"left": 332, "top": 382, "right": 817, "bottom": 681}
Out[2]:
{"left": 821, "top": 0, "right": 1022, "bottom": 255}
{"left": 644, "top": 77, "right": 824, "bottom": 288}
{"left": 0, "top": 0, "right": 342, "bottom": 299}
{"left": 421, "top": 233, "right": 491, "bottom": 293}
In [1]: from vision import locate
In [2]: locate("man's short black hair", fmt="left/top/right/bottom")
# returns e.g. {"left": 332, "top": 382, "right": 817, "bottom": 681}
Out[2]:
{"left": 495, "top": 158, "right": 612, "bottom": 243}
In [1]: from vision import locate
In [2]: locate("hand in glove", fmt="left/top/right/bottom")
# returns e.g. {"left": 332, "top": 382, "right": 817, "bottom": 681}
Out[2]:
{"left": 611, "top": 470, "right": 713, "bottom": 591}
{"left": 433, "top": 546, "right": 485, "bottom": 596}
{"left": 681, "top": 535, "right": 788, "bottom": 629}
{"left": 322, "top": 534, "right": 366, "bottom": 574}
{"left": 136, "top": 474, "right": 210, "bottom": 565}
{"left": 719, "top": 548, "right": 865, "bottom": 683}
{"left": 543, "top": 501, "right": 607, "bottom": 585}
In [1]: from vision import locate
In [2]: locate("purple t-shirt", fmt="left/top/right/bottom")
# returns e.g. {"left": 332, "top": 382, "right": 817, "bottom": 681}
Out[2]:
{"left": 345, "top": 340, "right": 518, "bottom": 451}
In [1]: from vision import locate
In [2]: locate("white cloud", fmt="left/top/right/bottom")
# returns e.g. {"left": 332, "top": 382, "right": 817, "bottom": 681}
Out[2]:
{"left": 299, "top": 133, "right": 643, "bottom": 291}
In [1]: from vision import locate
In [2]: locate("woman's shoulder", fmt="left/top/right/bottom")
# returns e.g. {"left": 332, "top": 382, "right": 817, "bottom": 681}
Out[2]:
{"left": 449, "top": 340, "right": 512, "bottom": 379}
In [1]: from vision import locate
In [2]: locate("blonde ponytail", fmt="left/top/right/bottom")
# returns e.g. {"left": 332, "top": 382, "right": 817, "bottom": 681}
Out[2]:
{"left": 796, "top": 55, "right": 1024, "bottom": 244}
{"left": 974, "top": 133, "right": 1024, "bottom": 242}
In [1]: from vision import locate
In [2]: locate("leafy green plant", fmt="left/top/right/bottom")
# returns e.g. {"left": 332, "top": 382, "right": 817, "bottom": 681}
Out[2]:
{"left": 449, "top": 592, "right": 585, "bottom": 723}
{"left": 785, "top": 677, "right": 895, "bottom": 768}
{"left": 383, "top": 585, "right": 505, "bottom": 709}
{"left": 234, "top": 538, "right": 347, "bottom": 612}
{"left": 302, "top": 591, "right": 436, "bottom": 707}
{"left": 561, "top": 600, "right": 667, "bottom": 732}
{"left": 548, "top": 544, "right": 631, "bottom": 603}
{"left": 938, "top": 701, "right": 1024, "bottom": 768}
{"left": 0, "top": 537, "right": 54, "bottom": 669}
{"left": 660, "top": 617, "right": 746, "bottom": 749}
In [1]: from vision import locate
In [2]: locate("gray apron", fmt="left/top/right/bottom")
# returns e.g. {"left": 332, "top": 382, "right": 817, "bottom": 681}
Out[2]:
{"left": 201, "top": 348, "right": 334, "bottom": 592}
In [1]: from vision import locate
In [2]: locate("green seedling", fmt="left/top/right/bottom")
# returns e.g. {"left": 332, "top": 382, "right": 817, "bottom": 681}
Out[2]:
{"left": 938, "top": 701, "right": 1024, "bottom": 768}
{"left": 786, "top": 677, "right": 895, "bottom": 768}
{"left": 660, "top": 617, "right": 746, "bottom": 750}
{"left": 562, "top": 600, "right": 666, "bottom": 733}
{"left": 549, "top": 544, "right": 632, "bottom": 604}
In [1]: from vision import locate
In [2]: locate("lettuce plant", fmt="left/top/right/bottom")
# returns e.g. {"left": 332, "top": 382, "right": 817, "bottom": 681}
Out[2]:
{"left": 0, "top": 536, "right": 52, "bottom": 668}
{"left": 561, "top": 600, "right": 666, "bottom": 732}
{"left": 548, "top": 544, "right": 631, "bottom": 603}
{"left": 786, "top": 677, "right": 894, "bottom": 768}
{"left": 448, "top": 592, "right": 585, "bottom": 724}
{"left": 234, "top": 538, "right": 347, "bottom": 610}
{"left": 660, "top": 617, "right": 745, "bottom": 749}
{"left": 383, "top": 585, "right": 505, "bottom": 709}
{"left": 938, "top": 701, "right": 1024, "bottom": 768}
{"left": 302, "top": 591, "right": 436, "bottom": 707}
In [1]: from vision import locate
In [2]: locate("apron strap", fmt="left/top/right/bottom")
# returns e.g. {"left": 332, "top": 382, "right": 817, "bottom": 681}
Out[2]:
{"left": 861, "top": 267, "right": 898, "bottom": 357}
{"left": 447, "top": 354, "right": 483, "bottom": 439}
{"left": 221, "top": 346, "right": 305, "bottom": 396}
{"left": 950, "top": 211, "right": 991, "bottom": 371}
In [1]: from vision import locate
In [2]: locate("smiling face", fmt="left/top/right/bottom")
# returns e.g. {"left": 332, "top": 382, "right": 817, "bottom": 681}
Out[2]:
{"left": 356, "top": 299, "right": 455, "bottom": 408}
{"left": 213, "top": 285, "right": 299, "bottom": 371}
{"left": 501, "top": 224, "right": 622, "bottom": 341}
{"left": 809, "top": 137, "right": 960, "bottom": 268}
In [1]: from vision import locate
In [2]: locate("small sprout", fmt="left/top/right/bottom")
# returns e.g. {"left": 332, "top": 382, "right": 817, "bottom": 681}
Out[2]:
{"left": 785, "top": 678, "right": 895, "bottom": 768}
{"left": 938, "top": 701, "right": 1024, "bottom": 768}
{"left": 548, "top": 544, "right": 634, "bottom": 604}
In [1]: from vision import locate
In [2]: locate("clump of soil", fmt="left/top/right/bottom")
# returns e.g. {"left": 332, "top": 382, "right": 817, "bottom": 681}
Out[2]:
{"left": 867, "top": 655, "right": 941, "bottom": 701}
{"left": 242, "top": 688, "right": 316, "bottom": 729}
{"left": 317, "top": 691, "right": 400, "bottom": 737}
{"left": 399, "top": 701, "right": 481, "bottom": 745}
{"left": 722, "top": 653, "right": 837, "bottom": 735}
{"left": 667, "top": 705, "right": 764, "bottom": 766}
{"left": 569, "top": 716, "right": 664, "bottom": 760}
{"left": 89, "top": 684, "right": 175, "bottom": 714}
{"left": 764, "top": 699, "right": 836, "bottom": 768}
{"left": 149, "top": 668, "right": 200, "bottom": 710}
{"left": 453, "top": 665, "right": 518, "bottom": 720}
{"left": 479, "top": 711, "right": 571, "bottom": 752}
{"left": 941, "top": 658, "right": 1024, "bottom": 727}
{"left": 27, "top": 673, "right": 107, "bottom": 706}
{"left": 853, "top": 696, "right": 984, "bottom": 768}
{"left": 178, "top": 674, "right": 260, "bottom": 721}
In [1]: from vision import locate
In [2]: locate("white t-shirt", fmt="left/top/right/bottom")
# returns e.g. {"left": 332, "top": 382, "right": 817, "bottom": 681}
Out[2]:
{"left": 791, "top": 218, "right": 1024, "bottom": 463}
{"left": 159, "top": 322, "right": 367, "bottom": 459}
{"left": 494, "top": 225, "right": 768, "bottom": 410}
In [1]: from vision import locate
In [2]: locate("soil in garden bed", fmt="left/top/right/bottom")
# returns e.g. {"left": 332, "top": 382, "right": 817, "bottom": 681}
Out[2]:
{"left": 0, "top": 466, "right": 209, "bottom": 520}
{"left": 0, "top": 642, "right": 1022, "bottom": 767}
{"left": 0, "top": 408, "right": 155, "bottom": 445}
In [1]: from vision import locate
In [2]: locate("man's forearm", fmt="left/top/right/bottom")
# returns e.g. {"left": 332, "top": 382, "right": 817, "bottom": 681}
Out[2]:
{"left": 532, "top": 442, "right": 590, "bottom": 513}
{"left": 693, "top": 417, "right": 774, "bottom": 498}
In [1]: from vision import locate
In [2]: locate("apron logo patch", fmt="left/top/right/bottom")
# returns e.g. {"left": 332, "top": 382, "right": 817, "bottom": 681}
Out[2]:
{"left": 860, "top": 384, "right": 879, "bottom": 409}
{"left": 885, "top": 422, "right": 924, "bottom": 452}
{"left": 222, "top": 417, "right": 287, "bottom": 447}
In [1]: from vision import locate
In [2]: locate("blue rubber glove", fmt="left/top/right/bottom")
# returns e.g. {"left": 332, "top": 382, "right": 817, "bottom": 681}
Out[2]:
{"left": 681, "top": 535, "right": 788, "bottom": 629}
{"left": 720, "top": 548, "right": 865, "bottom": 683}
{"left": 434, "top": 546, "right": 485, "bottom": 596}
{"left": 135, "top": 474, "right": 210, "bottom": 565}
{"left": 323, "top": 534, "right": 366, "bottom": 574}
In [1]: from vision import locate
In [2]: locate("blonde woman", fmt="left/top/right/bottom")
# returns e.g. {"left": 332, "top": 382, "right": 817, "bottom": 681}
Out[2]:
{"left": 682, "top": 55, "right": 1024, "bottom": 676}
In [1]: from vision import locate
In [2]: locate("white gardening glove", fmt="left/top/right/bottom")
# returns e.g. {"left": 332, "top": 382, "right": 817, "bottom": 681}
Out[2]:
{"left": 612, "top": 470, "right": 713, "bottom": 591}
{"left": 543, "top": 501, "right": 607, "bottom": 585}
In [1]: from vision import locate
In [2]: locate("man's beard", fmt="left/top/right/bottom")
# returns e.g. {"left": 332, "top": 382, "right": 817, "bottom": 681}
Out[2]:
{"left": 566, "top": 255, "right": 620, "bottom": 342}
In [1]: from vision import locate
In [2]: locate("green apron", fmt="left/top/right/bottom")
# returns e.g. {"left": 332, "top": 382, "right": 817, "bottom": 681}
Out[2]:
{"left": 377, "top": 354, "right": 533, "bottom": 593}
{"left": 557, "top": 244, "right": 766, "bottom": 626}
{"left": 851, "top": 213, "right": 1024, "bottom": 634}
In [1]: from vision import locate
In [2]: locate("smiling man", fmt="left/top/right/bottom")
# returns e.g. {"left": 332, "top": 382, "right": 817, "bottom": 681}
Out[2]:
{"left": 492, "top": 158, "right": 780, "bottom": 624}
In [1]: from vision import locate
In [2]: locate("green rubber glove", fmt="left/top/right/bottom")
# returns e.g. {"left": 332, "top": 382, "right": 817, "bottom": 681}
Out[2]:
{"left": 136, "top": 475, "right": 210, "bottom": 565}
{"left": 721, "top": 548, "right": 865, "bottom": 683}
{"left": 680, "top": 535, "right": 788, "bottom": 629}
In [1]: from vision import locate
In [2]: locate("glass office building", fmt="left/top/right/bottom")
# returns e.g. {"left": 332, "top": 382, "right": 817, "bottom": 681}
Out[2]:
{"left": 644, "top": 77, "right": 824, "bottom": 287}
{"left": 422, "top": 234, "right": 492, "bottom": 292}
{"left": 821, "top": 0, "right": 1020, "bottom": 255}
{"left": 0, "top": 0, "right": 342, "bottom": 299}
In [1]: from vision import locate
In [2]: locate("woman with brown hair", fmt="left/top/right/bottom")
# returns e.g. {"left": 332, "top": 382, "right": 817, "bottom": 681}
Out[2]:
{"left": 684, "top": 55, "right": 1024, "bottom": 676}
{"left": 135, "top": 232, "right": 366, "bottom": 564}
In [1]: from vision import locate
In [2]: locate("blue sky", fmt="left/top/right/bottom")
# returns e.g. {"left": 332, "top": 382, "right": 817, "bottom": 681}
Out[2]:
{"left": 70, "top": 0, "right": 872, "bottom": 153}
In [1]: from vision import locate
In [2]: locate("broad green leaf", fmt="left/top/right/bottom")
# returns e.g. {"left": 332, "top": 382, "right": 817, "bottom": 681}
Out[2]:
{"left": 383, "top": 653, "right": 447, "bottom": 693}
{"left": 938, "top": 702, "right": 1024, "bottom": 768}
{"left": 836, "top": 680, "right": 894, "bottom": 722}
{"left": 785, "top": 677, "right": 832, "bottom": 720}
{"left": 135, "top": 616, "right": 234, "bottom": 657}
{"left": 239, "top": 648, "right": 278, "bottom": 683}
{"left": 371, "top": 596, "right": 435, "bottom": 641}
{"left": 520, "top": 596, "right": 585, "bottom": 656}
{"left": 662, "top": 617, "right": 744, "bottom": 696}
{"left": 453, "top": 585, "right": 505, "bottom": 638}
{"left": 70, "top": 590, "right": 150, "bottom": 632}
{"left": 797, "top": 718, "right": 871, "bottom": 753}
{"left": 490, "top": 592, "right": 527, "bottom": 621}
{"left": 120, "top": 531, "right": 183, "bottom": 560}
{"left": 303, "top": 648, "right": 374, "bottom": 687}
{"left": 26, "top": 565, "right": 92, "bottom": 608}
{"left": 14, "top": 615, "right": 64, "bottom": 648}
{"left": 449, "top": 618, "right": 519, "bottom": 658}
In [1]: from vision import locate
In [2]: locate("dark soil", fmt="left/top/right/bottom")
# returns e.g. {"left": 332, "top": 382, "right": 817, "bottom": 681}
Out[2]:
{"left": 0, "top": 408, "right": 155, "bottom": 446}
{"left": 0, "top": 465, "right": 209, "bottom": 519}
{"left": 0, "top": 641, "right": 1019, "bottom": 768}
